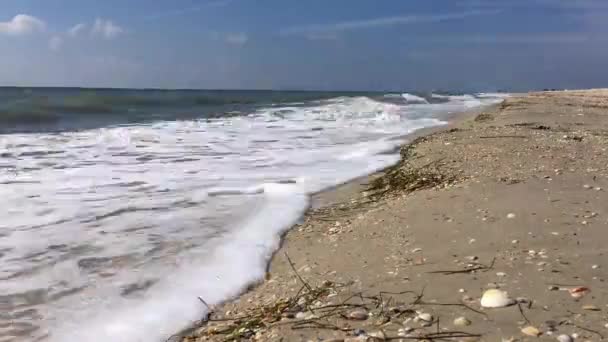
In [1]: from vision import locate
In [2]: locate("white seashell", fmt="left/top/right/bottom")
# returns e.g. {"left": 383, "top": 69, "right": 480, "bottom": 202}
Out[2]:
{"left": 453, "top": 317, "right": 471, "bottom": 326}
{"left": 346, "top": 309, "right": 368, "bottom": 320}
{"left": 557, "top": 334, "right": 573, "bottom": 342}
{"left": 417, "top": 313, "right": 433, "bottom": 322}
{"left": 480, "top": 289, "right": 515, "bottom": 308}
{"left": 521, "top": 326, "right": 542, "bottom": 337}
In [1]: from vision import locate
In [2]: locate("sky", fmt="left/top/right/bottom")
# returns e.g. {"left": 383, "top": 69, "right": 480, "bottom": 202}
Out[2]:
{"left": 1, "top": 0, "right": 607, "bottom": 91}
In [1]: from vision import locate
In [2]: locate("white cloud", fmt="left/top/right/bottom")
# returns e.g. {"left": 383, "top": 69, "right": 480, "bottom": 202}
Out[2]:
{"left": 92, "top": 18, "right": 124, "bottom": 39}
{"left": 49, "top": 35, "right": 63, "bottom": 51}
{"left": 281, "top": 10, "right": 499, "bottom": 37}
{"left": 142, "top": 0, "right": 233, "bottom": 21}
{"left": 0, "top": 14, "right": 46, "bottom": 35}
{"left": 68, "top": 23, "right": 87, "bottom": 37}
{"left": 225, "top": 32, "right": 248, "bottom": 45}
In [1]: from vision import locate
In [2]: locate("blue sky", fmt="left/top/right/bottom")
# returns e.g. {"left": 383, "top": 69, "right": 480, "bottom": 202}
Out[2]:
{"left": 1, "top": 0, "right": 607, "bottom": 91}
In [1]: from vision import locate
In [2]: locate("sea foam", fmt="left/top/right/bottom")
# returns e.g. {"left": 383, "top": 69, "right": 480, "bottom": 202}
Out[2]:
{"left": 0, "top": 93, "right": 507, "bottom": 342}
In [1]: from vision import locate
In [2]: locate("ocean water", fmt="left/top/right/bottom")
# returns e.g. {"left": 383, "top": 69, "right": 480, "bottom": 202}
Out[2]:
{"left": 0, "top": 88, "right": 507, "bottom": 342}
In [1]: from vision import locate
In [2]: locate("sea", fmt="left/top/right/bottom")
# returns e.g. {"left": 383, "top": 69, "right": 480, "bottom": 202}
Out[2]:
{"left": 0, "top": 87, "right": 508, "bottom": 342}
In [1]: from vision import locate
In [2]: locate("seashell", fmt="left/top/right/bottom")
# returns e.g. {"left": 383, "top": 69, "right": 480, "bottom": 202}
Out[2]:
{"left": 453, "top": 317, "right": 472, "bottom": 326}
{"left": 521, "top": 326, "right": 542, "bottom": 337}
{"left": 417, "top": 313, "right": 433, "bottom": 322}
{"left": 556, "top": 334, "right": 573, "bottom": 342}
{"left": 346, "top": 308, "right": 369, "bottom": 320}
{"left": 568, "top": 286, "right": 590, "bottom": 299}
{"left": 582, "top": 304, "right": 600, "bottom": 311}
{"left": 480, "top": 289, "right": 516, "bottom": 308}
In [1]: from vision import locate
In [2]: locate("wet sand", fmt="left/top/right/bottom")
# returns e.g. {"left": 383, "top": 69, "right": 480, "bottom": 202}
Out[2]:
{"left": 183, "top": 90, "right": 608, "bottom": 342}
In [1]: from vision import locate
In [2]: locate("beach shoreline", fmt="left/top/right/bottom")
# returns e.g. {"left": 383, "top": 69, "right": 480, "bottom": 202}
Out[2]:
{"left": 182, "top": 90, "right": 608, "bottom": 342}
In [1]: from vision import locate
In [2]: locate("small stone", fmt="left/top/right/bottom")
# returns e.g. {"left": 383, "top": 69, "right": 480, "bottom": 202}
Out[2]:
{"left": 507, "top": 213, "right": 516, "bottom": 219}
{"left": 548, "top": 285, "right": 560, "bottom": 291}
{"left": 346, "top": 309, "right": 369, "bottom": 321}
{"left": 353, "top": 329, "right": 366, "bottom": 336}
{"left": 295, "top": 312, "right": 307, "bottom": 319}
{"left": 368, "top": 330, "right": 386, "bottom": 340}
{"left": 512, "top": 239, "right": 519, "bottom": 244}
{"left": 592, "top": 264, "right": 600, "bottom": 269}
{"left": 496, "top": 272, "right": 507, "bottom": 277}
{"left": 521, "top": 326, "right": 542, "bottom": 337}
{"left": 453, "top": 317, "right": 472, "bottom": 326}
{"left": 516, "top": 297, "right": 531, "bottom": 304}
{"left": 595, "top": 187, "right": 602, "bottom": 191}
{"left": 556, "top": 335, "right": 572, "bottom": 342}
{"left": 466, "top": 255, "right": 479, "bottom": 261}
{"left": 412, "top": 248, "right": 423, "bottom": 253}
{"left": 571, "top": 333, "right": 579, "bottom": 339}
{"left": 459, "top": 288, "right": 466, "bottom": 293}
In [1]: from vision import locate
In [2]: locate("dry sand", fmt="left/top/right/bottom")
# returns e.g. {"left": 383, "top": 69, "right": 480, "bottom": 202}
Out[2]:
{"left": 182, "top": 90, "right": 608, "bottom": 342}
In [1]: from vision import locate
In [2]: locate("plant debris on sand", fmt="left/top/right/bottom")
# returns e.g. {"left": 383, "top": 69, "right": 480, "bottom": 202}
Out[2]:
{"left": 182, "top": 254, "right": 483, "bottom": 342}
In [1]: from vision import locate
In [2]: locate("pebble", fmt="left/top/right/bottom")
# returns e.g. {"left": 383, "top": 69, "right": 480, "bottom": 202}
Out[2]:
{"left": 412, "top": 248, "right": 423, "bottom": 253}
{"left": 346, "top": 309, "right": 369, "bottom": 321}
{"left": 496, "top": 272, "right": 507, "bottom": 277}
{"left": 466, "top": 255, "right": 479, "bottom": 261}
{"left": 368, "top": 330, "right": 386, "bottom": 340}
{"left": 592, "top": 264, "right": 600, "bottom": 269}
{"left": 556, "top": 335, "right": 573, "bottom": 342}
{"left": 507, "top": 213, "right": 516, "bottom": 219}
{"left": 521, "top": 326, "right": 542, "bottom": 337}
{"left": 583, "top": 184, "right": 592, "bottom": 189}
{"left": 512, "top": 239, "right": 519, "bottom": 244}
{"left": 516, "top": 297, "right": 531, "bottom": 304}
{"left": 453, "top": 317, "right": 472, "bottom": 326}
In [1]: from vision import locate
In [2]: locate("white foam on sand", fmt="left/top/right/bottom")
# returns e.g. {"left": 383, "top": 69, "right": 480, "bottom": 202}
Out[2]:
{"left": 0, "top": 94, "right": 508, "bottom": 342}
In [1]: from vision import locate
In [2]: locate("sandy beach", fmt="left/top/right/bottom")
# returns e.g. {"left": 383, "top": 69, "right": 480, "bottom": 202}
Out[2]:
{"left": 182, "top": 90, "right": 608, "bottom": 342}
